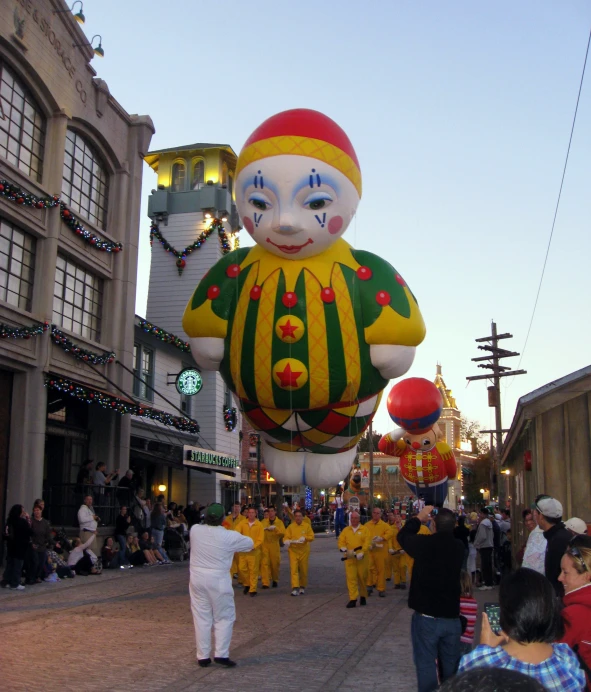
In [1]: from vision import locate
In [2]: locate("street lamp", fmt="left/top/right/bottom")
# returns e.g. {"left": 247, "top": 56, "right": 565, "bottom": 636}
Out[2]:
{"left": 158, "top": 484, "right": 167, "bottom": 493}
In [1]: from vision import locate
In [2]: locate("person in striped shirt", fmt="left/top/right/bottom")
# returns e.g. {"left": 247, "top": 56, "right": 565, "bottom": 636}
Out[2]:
{"left": 459, "top": 570, "right": 478, "bottom": 655}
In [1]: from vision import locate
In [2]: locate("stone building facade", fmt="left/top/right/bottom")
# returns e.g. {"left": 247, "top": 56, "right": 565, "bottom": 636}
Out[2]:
{"left": 0, "top": 0, "right": 153, "bottom": 526}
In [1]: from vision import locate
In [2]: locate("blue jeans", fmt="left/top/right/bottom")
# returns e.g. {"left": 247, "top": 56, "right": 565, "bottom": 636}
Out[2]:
{"left": 411, "top": 612, "right": 461, "bottom": 692}
{"left": 116, "top": 534, "right": 127, "bottom": 554}
{"left": 151, "top": 529, "right": 170, "bottom": 562}
{"left": 3, "top": 556, "right": 24, "bottom": 588}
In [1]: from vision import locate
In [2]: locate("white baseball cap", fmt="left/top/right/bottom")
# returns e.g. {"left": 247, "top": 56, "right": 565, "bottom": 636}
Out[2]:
{"left": 535, "top": 497, "right": 563, "bottom": 519}
{"left": 565, "top": 517, "right": 587, "bottom": 535}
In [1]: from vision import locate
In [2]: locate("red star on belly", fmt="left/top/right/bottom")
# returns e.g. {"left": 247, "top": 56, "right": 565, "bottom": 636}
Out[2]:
{"left": 276, "top": 363, "right": 303, "bottom": 388}
{"left": 279, "top": 319, "right": 298, "bottom": 339}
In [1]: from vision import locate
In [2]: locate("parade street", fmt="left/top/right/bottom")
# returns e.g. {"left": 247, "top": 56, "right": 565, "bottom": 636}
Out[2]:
{"left": 1, "top": 535, "right": 420, "bottom": 692}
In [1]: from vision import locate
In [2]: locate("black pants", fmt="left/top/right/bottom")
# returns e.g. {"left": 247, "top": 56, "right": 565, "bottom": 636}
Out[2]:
{"left": 480, "top": 548, "right": 493, "bottom": 586}
{"left": 74, "top": 553, "right": 94, "bottom": 575}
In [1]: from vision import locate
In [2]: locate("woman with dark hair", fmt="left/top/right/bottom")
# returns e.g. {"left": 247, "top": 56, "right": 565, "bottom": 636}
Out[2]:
{"left": 458, "top": 568, "right": 585, "bottom": 691}
{"left": 2, "top": 505, "right": 32, "bottom": 590}
{"left": 559, "top": 535, "right": 591, "bottom": 687}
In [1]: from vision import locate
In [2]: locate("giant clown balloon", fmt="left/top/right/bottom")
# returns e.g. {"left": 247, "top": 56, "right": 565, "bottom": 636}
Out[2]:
{"left": 182, "top": 109, "right": 426, "bottom": 487}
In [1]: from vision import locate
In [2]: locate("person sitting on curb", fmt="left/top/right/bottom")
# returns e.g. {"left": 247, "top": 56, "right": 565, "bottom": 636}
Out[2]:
{"left": 68, "top": 534, "right": 101, "bottom": 575}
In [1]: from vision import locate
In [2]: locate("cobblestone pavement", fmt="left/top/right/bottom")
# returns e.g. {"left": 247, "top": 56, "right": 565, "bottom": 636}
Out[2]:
{"left": 0, "top": 536, "right": 423, "bottom": 692}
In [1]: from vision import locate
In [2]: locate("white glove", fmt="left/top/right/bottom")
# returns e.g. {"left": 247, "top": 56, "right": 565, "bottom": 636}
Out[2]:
{"left": 370, "top": 344, "right": 416, "bottom": 380}
{"left": 267, "top": 525, "right": 276, "bottom": 530}
{"left": 340, "top": 547, "right": 347, "bottom": 553}
{"left": 297, "top": 536, "right": 306, "bottom": 544}
{"left": 356, "top": 552, "right": 364, "bottom": 560}
{"left": 372, "top": 536, "right": 381, "bottom": 543}
{"left": 399, "top": 550, "right": 405, "bottom": 555}
{"left": 284, "top": 540, "right": 291, "bottom": 547}
{"left": 388, "top": 549, "right": 396, "bottom": 555}
{"left": 189, "top": 337, "right": 224, "bottom": 371}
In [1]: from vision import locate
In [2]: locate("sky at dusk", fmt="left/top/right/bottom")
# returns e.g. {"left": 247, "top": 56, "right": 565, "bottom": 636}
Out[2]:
{"left": 80, "top": 0, "right": 591, "bottom": 438}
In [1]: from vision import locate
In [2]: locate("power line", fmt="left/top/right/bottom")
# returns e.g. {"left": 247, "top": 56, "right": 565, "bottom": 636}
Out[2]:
{"left": 518, "top": 24, "right": 591, "bottom": 367}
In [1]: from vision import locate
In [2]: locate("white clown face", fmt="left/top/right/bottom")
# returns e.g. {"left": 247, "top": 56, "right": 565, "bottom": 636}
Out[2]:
{"left": 236, "top": 155, "right": 360, "bottom": 260}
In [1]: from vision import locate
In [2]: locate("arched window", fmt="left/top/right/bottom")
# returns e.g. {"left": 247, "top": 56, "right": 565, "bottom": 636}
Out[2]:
{"left": 0, "top": 59, "right": 46, "bottom": 181}
{"left": 62, "top": 130, "right": 109, "bottom": 228}
{"left": 191, "top": 159, "right": 204, "bottom": 190}
{"left": 171, "top": 161, "right": 186, "bottom": 192}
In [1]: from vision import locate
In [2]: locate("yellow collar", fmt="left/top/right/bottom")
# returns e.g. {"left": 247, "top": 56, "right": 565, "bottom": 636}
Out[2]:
{"left": 241, "top": 239, "right": 360, "bottom": 292}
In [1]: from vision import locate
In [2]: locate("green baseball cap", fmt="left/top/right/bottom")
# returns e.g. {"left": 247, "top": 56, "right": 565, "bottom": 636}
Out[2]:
{"left": 206, "top": 503, "right": 225, "bottom": 520}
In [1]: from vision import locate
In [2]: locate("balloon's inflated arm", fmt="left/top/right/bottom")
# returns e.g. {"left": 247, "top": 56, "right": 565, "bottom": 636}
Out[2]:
{"left": 188, "top": 337, "right": 224, "bottom": 371}
{"left": 378, "top": 429, "right": 406, "bottom": 456}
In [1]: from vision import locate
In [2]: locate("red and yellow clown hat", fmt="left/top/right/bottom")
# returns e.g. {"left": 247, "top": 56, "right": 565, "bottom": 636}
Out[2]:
{"left": 236, "top": 109, "right": 362, "bottom": 197}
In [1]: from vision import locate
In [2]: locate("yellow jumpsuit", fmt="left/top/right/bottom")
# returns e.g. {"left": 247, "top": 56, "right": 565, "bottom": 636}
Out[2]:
{"left": 385, "top": 522, "right": 397, "bottom": 581}
{"left": 236, "top": 519, "right": 264, "bottom": 593}
{"left": 338, "top": 525, "right": 372, "bottom": 601}
{"left": 387, "top": 526, "right": 406, "bottom": 586}
{"left": 260, "top": 517, "right": 286, "bottom": 586}
{"left": 400, "top": 523, "right": 432, "bottom": 583}
{"left": 284, "top": 521, "right": 315, "bottom": 589}
{"left": 223, "top": 513, "right": 245, "bottom": 578}
{"left": 286, "top": 508, "right": 312, "bottom": 527}
{"left": 365, "top": 519, "right": 393, "bottom": 593}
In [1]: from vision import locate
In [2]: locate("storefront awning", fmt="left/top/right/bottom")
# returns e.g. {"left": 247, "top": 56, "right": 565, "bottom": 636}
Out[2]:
{"left": 386, "top": 465, "right": 399, "bottom": 474}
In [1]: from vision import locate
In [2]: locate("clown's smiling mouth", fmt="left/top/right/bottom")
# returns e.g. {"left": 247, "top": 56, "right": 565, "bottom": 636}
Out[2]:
{"left": 266, "top": 237, "right": 314, "bottom": 254}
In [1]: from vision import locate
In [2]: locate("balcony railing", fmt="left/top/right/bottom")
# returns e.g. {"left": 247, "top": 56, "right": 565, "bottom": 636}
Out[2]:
{"left": 42, "top": 484, "right": 136, "bottom": 528}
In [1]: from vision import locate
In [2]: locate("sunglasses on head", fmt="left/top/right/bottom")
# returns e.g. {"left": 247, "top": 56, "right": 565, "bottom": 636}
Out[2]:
{"left": 568, "top": 542, "right": 589, "bottom": 572}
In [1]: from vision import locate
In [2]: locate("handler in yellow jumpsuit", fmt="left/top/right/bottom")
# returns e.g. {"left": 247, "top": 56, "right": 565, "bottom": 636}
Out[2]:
{"left": 384, "top": 512, "right": 397, "bottom": 583}
{"left": 236, "top": 507, "right": 264, "bottom": 596}
{"left": 338, "top": 511, "right": 372, "bottom": 608}
{"left": 286, "top": 504, "right": 312, "bottom": 527}
{"left": 222, "top": 502, "right": 245, "bottom": 580}
{"left": 365, "top": 507, "right": 393, "bottom": 597}
{"left": 261, "top": 507, "right": 285, "bottom": 588}
{"left": 387, "top": 514, "right": 407, "bottom": 589}
{"left": 284, "top": 509, "right": 315, "bottom": 596}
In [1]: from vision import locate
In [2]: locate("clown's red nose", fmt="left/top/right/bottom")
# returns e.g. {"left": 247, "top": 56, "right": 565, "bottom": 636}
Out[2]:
{"left": 412, "top": 442, "right": 421, "bottom": 450}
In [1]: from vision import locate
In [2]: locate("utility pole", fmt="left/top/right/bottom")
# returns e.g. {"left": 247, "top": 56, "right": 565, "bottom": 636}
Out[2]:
{"left": 368, "top": 421, "right": 374, "bottom": 510}
{"left": 467, "top": 321, "right": 526, "bottom": 503}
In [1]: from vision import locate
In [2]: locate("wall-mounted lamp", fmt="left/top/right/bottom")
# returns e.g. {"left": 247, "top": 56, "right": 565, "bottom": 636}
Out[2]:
{"left": 157, "top": 484, "right": 167, "bottom": 493}
{"left": 203, "top": 208, "right": 213, "bottom": 219}
{"left": 220, "top": 210, "right": 229, "bottom": 222}
{"left": 73, "top": 34, "right": 104, "bottom": 58}
{"left": 54, "top": 1, "right": 85, "bottom": 24}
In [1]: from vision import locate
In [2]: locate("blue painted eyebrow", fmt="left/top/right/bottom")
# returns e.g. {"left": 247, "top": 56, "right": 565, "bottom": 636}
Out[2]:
{"left": 241, "top": 175, "right": 279, "bottom": 198}
{"left": 291, "top": 173, "right": 341, "bottom": 200}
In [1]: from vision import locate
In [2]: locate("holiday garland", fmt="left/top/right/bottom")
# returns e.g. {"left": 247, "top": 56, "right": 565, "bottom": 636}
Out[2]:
{"left": 60, "top": 203, "right": 122, "bottom": 253}
{"left": 51, "top": 326, "right": 115, "bottom": 365}
{"left": 0, "top": 320, "right": 49, "bottom": 339}
{"left": 137, "top": 319, "right": 191, "bottom": 353}
{"left": 150, "top": 218, "right": 237, "bottom": 276}
{"left": 0, "top": 178, "right": 123, "bottom": 253}
{"left": 46, "top": 377, "right": 199, "bottom": 434}
{"left": 0, "top": 180, "right": 60, "bottom": 209}
{"left": 223, "top": 405, "right": 237, "bottom": 432}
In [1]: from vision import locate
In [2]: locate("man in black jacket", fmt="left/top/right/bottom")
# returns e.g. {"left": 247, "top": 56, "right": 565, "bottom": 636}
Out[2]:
{"left": 532, "top": 495, "right": 572, "bottom": 597}
{"left": 398, "top": 505, "right": 465, "bottom": 692}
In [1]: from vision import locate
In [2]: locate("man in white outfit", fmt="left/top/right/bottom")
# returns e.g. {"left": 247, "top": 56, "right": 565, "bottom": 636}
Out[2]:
{"left": 189, "top": 503, "right": 254, "bottom": 668}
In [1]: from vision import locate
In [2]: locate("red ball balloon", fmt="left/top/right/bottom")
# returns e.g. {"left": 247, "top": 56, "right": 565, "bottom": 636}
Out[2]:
{"left": 386, "top": 377, "right": 443, "bottom": 434}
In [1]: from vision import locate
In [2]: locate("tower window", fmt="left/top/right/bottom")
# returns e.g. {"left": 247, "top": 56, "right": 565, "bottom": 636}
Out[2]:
{"left": 171, "top": 162, "right": 186, "bottom": 192}
{"left": 191, "top": 160, "right": 204, "bottom": 190}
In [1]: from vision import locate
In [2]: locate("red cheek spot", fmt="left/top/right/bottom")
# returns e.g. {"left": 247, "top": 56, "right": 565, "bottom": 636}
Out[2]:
{"left": 243, "top": 217, "right": 254, "bottom": 235}
{"left": 328, "top": 215, "right": 343, "bottom": 235}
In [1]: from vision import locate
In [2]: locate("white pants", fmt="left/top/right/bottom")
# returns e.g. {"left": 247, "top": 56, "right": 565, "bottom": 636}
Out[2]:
{"left": 189, "top": 571, "right": 235, "bottom": 660}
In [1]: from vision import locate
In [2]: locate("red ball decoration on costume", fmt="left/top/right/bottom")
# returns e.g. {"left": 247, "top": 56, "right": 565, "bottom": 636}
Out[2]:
{"left": 386, "top": 378, "right": 443, "bottom": 434}
{"left": 207, "top": 285, "right": 221, "bottom": 300}
{"left": 357, "top": 266, "right": 372, "bottom": 281}
{"left": 376, "top": 290, "right": 391, "bottom": 306}
{"left": 250, "top": 285, "right": 262, "bottom": 301}
{"left": 226, "top": 264, "right": 241, "bottom": 278}
{"left": 320, "top": 287, "right": 335, "bottom": 303}
{"left": 282, "top": 292, "right": 298, "bottom": 308}
{"left": 396, "top": 274, "right": 406, "bottom": 287}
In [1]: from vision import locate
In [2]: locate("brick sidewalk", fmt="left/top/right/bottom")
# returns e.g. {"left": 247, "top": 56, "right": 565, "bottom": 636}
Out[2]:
{"left": 0, "top": 537, "right": 419, "bottom": 691}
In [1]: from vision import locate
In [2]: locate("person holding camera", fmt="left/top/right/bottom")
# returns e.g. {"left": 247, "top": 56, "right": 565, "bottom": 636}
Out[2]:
{"left": 458, "top": 568, "right": 584, "bottom": 691}
{"left": 398, "top": 505, "right": 465, "bottom": 692}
